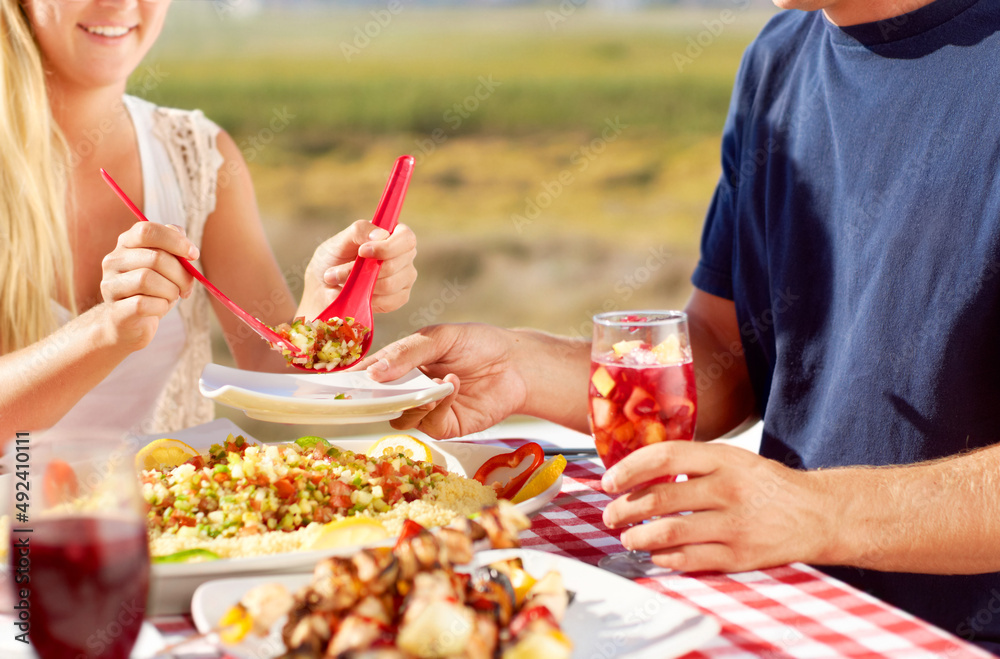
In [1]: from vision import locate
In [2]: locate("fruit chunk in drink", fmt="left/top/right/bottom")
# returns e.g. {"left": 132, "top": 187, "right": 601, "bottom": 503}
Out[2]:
{"left": 589, "top": 339, "right": 697, "bottom": 475}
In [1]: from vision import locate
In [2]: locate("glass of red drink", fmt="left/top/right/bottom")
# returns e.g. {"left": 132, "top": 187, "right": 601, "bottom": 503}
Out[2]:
{"left": 6, "top": 432, "right": 150, "bottom": 659}
{"left": 590, "top": 310, "right": 697, "bottom": 577}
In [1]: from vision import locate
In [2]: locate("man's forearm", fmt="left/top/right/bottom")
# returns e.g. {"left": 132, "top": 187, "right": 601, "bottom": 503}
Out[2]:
{"left": 815, "top": 443, "right": 1000, "bottom": 574}
{"left": 685, "top": 290, "right": 758, "bottom": 441}
{"left": 513, "top": 328, "right": 592, "bottom": 435}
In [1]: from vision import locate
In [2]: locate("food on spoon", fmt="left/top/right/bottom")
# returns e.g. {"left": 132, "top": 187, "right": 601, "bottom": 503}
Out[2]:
{"left": 218, "top": 503, "right": 572, "bottom": 659}
{"left": 140, "top": 434, "right": 497, "bottom": 560}
{"left": 269, "top": 315, "right": 370, "bottom": 370}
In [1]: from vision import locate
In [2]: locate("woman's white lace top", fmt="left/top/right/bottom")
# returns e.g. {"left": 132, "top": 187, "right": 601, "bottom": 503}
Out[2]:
{"left": 50, "top": 95, "right": 223, "bottom": 438}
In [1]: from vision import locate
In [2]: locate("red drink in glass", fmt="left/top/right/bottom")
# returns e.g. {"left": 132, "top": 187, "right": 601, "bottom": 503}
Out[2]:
{"left": 15, "top": 516, "right": 150, "bottom": 659}
{"left": 589, "top": 358, "right": 697, "bottom": 476}
{"left": 589, "top": 311, "right": 697, "bottom": 576}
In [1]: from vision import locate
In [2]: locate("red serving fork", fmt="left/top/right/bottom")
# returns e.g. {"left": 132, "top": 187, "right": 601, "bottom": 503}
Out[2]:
{"left": 100, "top": 168, "right": 302, "bottom": 356}
{"left": 296, "top": 154, "right": 415, "bottom": 371}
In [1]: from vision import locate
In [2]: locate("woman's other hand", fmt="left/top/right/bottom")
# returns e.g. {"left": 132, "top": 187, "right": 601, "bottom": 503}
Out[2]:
{"left": 299, "top": 221, "right": 417, "bottom": 320}
{"left": 100, "top": 222, "right": 196, "bottom": 351}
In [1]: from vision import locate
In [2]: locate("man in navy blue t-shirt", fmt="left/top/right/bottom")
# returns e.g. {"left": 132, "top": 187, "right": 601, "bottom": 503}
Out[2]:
{"left": 362, "top": 0, "right": 1000, "bottom": 651}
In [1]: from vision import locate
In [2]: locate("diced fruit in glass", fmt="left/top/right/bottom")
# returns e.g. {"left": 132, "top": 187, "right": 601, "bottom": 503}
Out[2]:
{"left": 593, "top": 434, "right": 612, "bottom": 460}
{"left": 636, "top": 419, "right": 667, "bottom": 445}
{"left": 623, "top": 386, "right": 659, "bottom": 423}
{"left": 652, "top": 335, "right": 683, "bottom": 364}
{"left": 612, "top": 339, "right": 644, "bottom": 357}
{"left": 589, "top": 397, "right": 616, "bottom": 430}
{"left": 590, "top": 366, "right": 616, "bottom": 398}
{"left": 663, "top": 394, "right": 696, "bottom": 420}
{"left": 610, "top": 419, "right": 635, "bottom": 445}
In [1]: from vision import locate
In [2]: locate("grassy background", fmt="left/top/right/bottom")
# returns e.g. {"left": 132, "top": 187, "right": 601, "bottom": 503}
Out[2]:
{"left": 135, "top": 4, "right": 774, "bottom": 439}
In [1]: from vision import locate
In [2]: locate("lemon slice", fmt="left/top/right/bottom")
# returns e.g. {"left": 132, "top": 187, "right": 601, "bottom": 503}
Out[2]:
{"left": 510, "top": 454, "right": 567, "bottom": 504}
{"left": 135, "top": 438, "right": 200, "bottom": 471}
{"left": 366, "top": 434, "right": 433, "bottom": 462}
{"left": 309, "top": 517, "right": 389, "bottom": 550}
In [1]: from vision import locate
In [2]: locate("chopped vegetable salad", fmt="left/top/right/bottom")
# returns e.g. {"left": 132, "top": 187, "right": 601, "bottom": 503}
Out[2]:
{"left": 141, "top": 435, "right": 450, "bottom": 541}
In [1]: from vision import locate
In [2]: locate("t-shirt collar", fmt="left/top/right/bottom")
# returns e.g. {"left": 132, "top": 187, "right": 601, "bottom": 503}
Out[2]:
{"left": 822, "top": 0, "right": 981, "bottom": 48}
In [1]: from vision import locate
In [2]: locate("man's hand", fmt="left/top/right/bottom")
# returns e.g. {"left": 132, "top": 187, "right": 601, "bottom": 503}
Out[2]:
{"left": 356, "top": 323, "right": 530, "bottom": 438}
{"left": 601, "top": 441, "right": 833, "bottom": 573}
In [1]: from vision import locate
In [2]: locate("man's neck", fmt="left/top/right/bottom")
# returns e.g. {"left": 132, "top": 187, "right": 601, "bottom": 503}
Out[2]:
{"left": 823, "top": 0, "right": 938, "bottom": 26}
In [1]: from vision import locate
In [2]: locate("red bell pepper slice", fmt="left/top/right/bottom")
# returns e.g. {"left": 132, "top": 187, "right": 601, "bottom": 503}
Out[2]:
{"left": 472, "top": 442, "right": 545, "bottom": 500}
{"left": 394, "top": 518, "right": 426, "bottom": 550}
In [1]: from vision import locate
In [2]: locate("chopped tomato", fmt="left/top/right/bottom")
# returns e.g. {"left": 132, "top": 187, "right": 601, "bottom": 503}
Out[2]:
{"left": 274, "top": 478, "right": 297, "bottom": 500}
{"left": 330, "top": 495, "right": 353, "bottom": 510}
{"left": 327, "top": 480, "right": 354, "bottom": 497}
{"left": 172, "top": 514, "right": 197, "bottom": 528}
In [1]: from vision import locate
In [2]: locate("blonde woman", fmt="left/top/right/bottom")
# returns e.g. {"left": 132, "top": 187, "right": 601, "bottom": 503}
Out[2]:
{"left": 0, "top": 0, "right": 417, "bottom": 443}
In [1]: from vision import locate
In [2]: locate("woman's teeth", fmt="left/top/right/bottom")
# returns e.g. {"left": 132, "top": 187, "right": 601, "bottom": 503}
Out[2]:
{"left": 86, "top": 25, "right": 131, "bottom": 37}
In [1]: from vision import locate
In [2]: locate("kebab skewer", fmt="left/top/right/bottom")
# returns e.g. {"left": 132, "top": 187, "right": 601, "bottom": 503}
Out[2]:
{"left": 219, "top": 502, "right": 573, "bottom": 659}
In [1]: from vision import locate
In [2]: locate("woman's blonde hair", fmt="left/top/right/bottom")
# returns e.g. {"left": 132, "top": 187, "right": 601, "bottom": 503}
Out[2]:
{"left": 0, "top": 0, "right": 74, "bottom": 354}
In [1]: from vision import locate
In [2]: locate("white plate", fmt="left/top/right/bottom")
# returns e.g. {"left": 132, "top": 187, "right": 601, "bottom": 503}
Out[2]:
{"left": 0, "top": 618, "right": 164, "bottom": 658}
{"left": 144, "top": 421, "right": 563, "bottom": 615}
{"left": 199, "top": 364, "right": 454, "bottom": 424}
{"left": 191, "top": 549, "right": 720, "bottom": 659}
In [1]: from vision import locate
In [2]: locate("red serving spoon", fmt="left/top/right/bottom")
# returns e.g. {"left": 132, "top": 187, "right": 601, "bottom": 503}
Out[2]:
{"left": 290, "top": 154, "right": 415, "bottom": 372}
{"left": 100, "top": 168, "right": 303, "bottom": 357}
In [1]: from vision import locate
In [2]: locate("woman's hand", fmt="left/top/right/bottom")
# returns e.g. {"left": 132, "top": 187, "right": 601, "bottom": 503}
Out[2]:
{"left": 99, "top": 222, "right": 197, "bottom": 351}
{"left": 299, "top": 221, "right": 417, "bottom": 320}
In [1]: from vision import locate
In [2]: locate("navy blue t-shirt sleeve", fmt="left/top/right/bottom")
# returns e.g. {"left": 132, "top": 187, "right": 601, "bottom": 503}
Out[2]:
{"left": 691, "top": 47, "right": 756, "bottom": 301}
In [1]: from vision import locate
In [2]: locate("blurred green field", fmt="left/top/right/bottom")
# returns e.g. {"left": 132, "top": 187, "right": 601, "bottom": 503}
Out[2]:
{"left": 136, "top": 5, "right": 774, "bottom": 436}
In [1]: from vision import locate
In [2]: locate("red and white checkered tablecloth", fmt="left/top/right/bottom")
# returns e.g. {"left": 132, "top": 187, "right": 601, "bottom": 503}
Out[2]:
{"left": 520, "top": 457, "right": 993, "bottom": 659}
{"left": 152, "top": 441, "right": 995, "bottom": 659}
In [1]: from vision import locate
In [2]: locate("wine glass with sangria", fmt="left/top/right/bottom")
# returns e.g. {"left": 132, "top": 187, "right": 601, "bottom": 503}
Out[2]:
{"left": 589, "top": 311, "right": 697, "bottom": 577}
{"left": 6, "top": 432, "right": 150, "bottom": 659}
